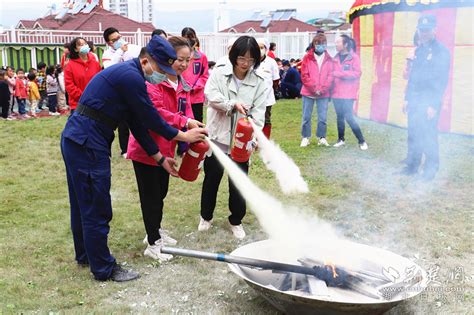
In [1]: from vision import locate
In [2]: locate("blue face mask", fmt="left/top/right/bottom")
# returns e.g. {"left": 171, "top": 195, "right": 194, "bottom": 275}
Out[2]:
{"left": 315, "top": 44, "right": 326, "bottom": 54}
{"left": 144, "top": 62, "right": 167, "bottom": 85}
{"left": 113, "top": 39, "right": 125, "bottom": 50}
{"left": 79, "top": 45, "right": 90, "bottom": 54}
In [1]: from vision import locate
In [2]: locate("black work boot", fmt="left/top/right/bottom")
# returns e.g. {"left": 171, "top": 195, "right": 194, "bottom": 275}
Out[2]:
{"left": 110, "top": 263, "right": 140, "bottom": 282}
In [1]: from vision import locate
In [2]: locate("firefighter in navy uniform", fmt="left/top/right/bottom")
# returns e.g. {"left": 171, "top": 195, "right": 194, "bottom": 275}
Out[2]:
{"left": 60, "top": 35, "right": 207, "bottom": 282}
{"left": 402, "top": 14, "right": 450, "bottom": 181}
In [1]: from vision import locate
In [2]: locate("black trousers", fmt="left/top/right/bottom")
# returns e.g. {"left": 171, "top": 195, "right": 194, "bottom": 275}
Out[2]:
{"left": 406, "top": 105, "right": 440, "bottom": 174}
{"left": 118, "top": 122, "right": 130, "bottom": 155}
{"left": 264, "top": 105, "right": 272, "bottom": 125}
{"left": 132, "top": 161, "right": 170, "bottom": 245}
{"left": 1, "top": 101, "right": 9, "bottom": 118}
{"left": 191, "top": 102, "right": 203, "bottom": 123}
{"left": 201, "top": 153, "right": 249, "bottom": 226}
{"left": 333, "top": 98, "right": 365, "bottom": 144}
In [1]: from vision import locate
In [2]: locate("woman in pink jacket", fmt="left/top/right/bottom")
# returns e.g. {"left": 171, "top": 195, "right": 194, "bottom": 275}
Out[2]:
{"left": 332, "top": 35, "right": 368, "bottom": 150}
{"left": 127, "top": 36, "right": 203, "bottom": 262}
{"left": 181, "top": 27, "right": 209, "bottom": 123}
{"left": 299, "top": 33, "right": 334, "bottom": 147}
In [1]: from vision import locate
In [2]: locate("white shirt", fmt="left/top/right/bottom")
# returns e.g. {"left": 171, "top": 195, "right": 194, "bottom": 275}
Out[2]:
{"left": 168, "top": 78, "right": 179, "bottom": 91}
{"left": 257, "top": 56, "right": 280, "bottom": 106}
{"left": 101, "top": 43, "right": 141, "bottom": 68}
{"left": 314, "top": 52, "right": 325, "bottom": 69}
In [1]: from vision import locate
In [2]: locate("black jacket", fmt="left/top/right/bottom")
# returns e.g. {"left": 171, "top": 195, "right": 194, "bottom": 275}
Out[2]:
{"left": 0, "top": 81, "right": 11, "bottom": 104}
{"left": 405, "top": 39, "right": 450, "bottom": 110}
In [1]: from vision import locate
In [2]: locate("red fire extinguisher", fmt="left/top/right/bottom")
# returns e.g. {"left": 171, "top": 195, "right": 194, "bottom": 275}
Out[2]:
{"left": 178, "top": 141, "right": 210, "bottom": 182}
{"left": 231, "top": 117, "right": 254, "bottom": 163}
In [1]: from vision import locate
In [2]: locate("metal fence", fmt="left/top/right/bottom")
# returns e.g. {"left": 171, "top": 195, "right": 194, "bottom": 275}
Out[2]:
{"left": 0, "top": 28, "right": 351, "bottom": 68}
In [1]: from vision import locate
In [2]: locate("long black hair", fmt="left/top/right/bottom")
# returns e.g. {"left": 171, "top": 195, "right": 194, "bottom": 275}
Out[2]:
{"left": 340, "top": 34, "right": 357, "bottom": 52}
{"left": 181, "top": 27, "right": 198, "bottom": 48}
{"left": 228, "top": 36, "right": 261, "bottom": 70}
{"left": 69, "top": 37, "right": 86, "bottom": 59}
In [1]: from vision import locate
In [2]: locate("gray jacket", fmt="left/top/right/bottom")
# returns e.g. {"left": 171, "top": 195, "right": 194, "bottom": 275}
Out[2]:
{"left": 204, "top": 62, "right": 267, "bottom": 147}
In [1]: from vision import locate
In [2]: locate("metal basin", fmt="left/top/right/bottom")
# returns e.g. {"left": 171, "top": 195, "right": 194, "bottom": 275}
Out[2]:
{"left": 228, "top": 240, "right": 427, "bottom": 315}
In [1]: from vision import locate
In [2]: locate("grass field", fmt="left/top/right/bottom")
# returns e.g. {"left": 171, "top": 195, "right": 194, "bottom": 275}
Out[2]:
{"left": 0, "top": 99, "right": 472, "bottom": 314}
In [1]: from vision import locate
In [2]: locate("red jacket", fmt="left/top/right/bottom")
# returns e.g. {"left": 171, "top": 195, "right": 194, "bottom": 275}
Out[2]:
{"left": 64, "top": 53, "right": 101, "bottom": 109}
{"left": 14, "top": 78, "right": 28, "bottom": 99}
{"left": 267, "top": 50, "right": 276, "bottom": 59}
{"left": 300, "top": 49, "right": 334, "bottom": 98}
{"left": 127, "top": 78, "right": 194, "bottom": 165}
{"left": 181, "top": 49, "right": 209, "bottom": 104}
{"left": 331, "top": 51, "right": 362, "bottom": 100}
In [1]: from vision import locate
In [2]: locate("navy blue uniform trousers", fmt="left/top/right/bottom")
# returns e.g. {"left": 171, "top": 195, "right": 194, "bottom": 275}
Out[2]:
{"left": 406, "top": 105, "right": 440, "bottom": 173}
{"left": 61, "top": 135, "right": 116, "bottom": 280}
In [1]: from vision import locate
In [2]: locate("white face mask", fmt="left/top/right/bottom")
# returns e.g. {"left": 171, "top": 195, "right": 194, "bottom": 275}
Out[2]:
{"left": 260, "top": 49, "right": 266, "bottom": 58}
{"left": 143, "top": 62, "right": 167, "bottom": 85}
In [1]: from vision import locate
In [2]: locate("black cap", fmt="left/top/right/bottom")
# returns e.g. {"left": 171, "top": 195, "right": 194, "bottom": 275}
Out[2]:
{"left": 417, "top": 14, "right": 437, "bottom": 30}
{"left": 146, "top": 35, "right": 177, "bottom": 75}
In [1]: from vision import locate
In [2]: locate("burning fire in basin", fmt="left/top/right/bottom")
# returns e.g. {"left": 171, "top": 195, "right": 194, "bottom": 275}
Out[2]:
{"left": 163, "top": 240, "right": 427, "bottom": 314}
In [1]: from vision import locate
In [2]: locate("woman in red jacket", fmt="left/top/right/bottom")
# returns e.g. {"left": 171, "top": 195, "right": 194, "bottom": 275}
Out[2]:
{"left": 332, "top": 35, "right": 368, "bottom": 150}
{"left": 64, "top": 37, "right": 101, "bottom": 113}
{"left": 300, "top": 33, "right": 333, "bottom": 147}
{"left": 127, "top": 36, "right": 203, "bottom": 261}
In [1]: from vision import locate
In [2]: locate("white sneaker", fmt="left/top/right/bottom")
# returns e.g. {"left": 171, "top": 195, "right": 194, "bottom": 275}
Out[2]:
{"left": 159, "top": 229, "right": 177, "bottom": 245}
{"left": 198, "top": 217, "right": 212, "bottom": 231}
{"left": 317, "top": 138, "right": 329, "bottom": 146}
{"left": 300, "top": 138, "right": 310, "bottom": 147}
{"left": 230, "top": 224, "right": 246, "bottom": 240}
{"left": 142, "top": 229, "right": 177, "bottom": 246}
{"left": 121, "top": 153, "right": 127, "bottom": 159}
{"left": 144, "top": 239, "right": 173, "bottom": 262}
{"left": 359, "top": 142, "right": 368, "bottom": 150}
{"left": 50, "top": 112, "right": 60, "bottom": 116}
{"left": 333, "top": 140, "right": 345, "bottom": 148}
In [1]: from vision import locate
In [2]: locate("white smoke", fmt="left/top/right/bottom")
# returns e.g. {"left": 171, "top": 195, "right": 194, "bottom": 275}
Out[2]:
{"left": 249, "top": 119, "right": 309, "bottom": 194}
{"left": 207, "top": 138, "right": 351, "bottom": 264}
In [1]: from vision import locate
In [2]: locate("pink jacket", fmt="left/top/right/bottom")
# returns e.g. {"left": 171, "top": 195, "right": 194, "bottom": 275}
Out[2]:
{"left": 181, "top": 49, "right": 209, "bottom": 104}
{"left": 127, "top": 78, "right": 194, "bottom": 166}
{"left": 300, "top": 49, "right": 334, "bottom": 98}
{"left": 331, "top": 51, "right": 362, "bottom": 100}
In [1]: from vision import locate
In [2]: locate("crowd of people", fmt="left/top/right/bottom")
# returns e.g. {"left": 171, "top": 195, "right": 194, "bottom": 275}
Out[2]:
{"left": 2, "top": 14, "right": 450, "bottom": 282}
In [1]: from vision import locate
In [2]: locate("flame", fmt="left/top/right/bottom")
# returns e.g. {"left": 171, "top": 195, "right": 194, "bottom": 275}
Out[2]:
{"left": 325, "top": 261, "right": 339, "bottom": 278}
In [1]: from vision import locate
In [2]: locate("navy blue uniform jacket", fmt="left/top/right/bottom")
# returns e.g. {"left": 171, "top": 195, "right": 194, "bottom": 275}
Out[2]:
{"left": 63, "top": 58, "right": 178, "bottom": 155}
{"left": 405, "top": 39, "right": 450, "bottom": 111}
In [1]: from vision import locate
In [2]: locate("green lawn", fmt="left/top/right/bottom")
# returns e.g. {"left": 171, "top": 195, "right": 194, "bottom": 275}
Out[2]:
{"left": 0, "top": 99, "right": 472, "bottom": 314}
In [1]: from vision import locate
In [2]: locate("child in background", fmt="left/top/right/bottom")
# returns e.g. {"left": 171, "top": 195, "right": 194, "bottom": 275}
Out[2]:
{"left": 6, "top": 66, "right": 16, "bottom": 115}
{"left": 14, "top": 68, "right": 29, "bottom": 118}
{"left": 37, "top": 62, "right": 47, "bottom": 110}
{"left": 46, "top": 65, "right": 60, "bottom": 115}
{"left": 56, "top": 65, "right": 68, "bottom": 114}
{"left": 27, "top": 73, "right": 40, "bottom": 117}
{"left": 0, "top": 69, "right": 11, "bottom": 120}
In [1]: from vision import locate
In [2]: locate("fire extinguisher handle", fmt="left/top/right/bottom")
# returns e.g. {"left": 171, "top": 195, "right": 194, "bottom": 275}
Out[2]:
{"left": 243, "top": 108, "right": 253, "bottom": 119}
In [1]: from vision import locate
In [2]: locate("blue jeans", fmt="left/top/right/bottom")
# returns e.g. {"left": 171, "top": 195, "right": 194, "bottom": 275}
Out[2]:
{"left": 301, "top": 96, "right": 329, "bottom": 138}
{"left": 16, "top": 98, "right": 26, "bottom": 115}
{"left": 333, "top": 98, "right": 365, "bottom": 144}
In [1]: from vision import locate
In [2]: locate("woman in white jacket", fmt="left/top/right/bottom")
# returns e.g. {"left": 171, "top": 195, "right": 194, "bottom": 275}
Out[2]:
{"left": 199, "top": 36, "right": 266, "bottom": 239}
